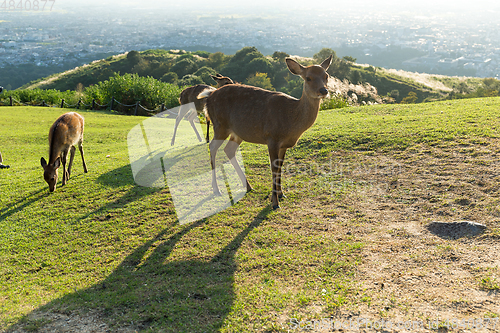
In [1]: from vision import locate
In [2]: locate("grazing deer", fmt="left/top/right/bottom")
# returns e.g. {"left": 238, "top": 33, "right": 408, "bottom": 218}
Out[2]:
{"left": 201, "top": 55, "right": 332, "bottom": 209}
{"left": 170, "top": 74, "right": 234, "bottom": 146}
{"left": 41, "top": 112, "right": 88, "bottom": 192}
{"left": 0, "top": 151, "right": 9, "bottom": 169}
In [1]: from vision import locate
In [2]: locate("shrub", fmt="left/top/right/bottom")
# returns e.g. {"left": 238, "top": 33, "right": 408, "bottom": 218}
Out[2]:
{"left": 83, "top": 73, "right": 182, "bottom": 112}
{"left": 2, "top": 88, "right": 79, "bottom": 106}
{"left": 320, "top": 94, "right": 350, "bottom": 110}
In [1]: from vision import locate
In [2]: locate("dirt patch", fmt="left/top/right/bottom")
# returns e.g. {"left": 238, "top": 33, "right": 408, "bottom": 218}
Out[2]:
{"left": 298, "top": 138, "right": 500, "bottom": 331}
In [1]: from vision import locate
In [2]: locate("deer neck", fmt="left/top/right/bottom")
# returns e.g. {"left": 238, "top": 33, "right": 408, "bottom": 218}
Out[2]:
{"left": 295, "top": 90, "right": 321, "bottom": 129}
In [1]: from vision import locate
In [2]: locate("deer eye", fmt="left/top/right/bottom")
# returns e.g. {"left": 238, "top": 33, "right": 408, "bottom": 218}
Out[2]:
{"left": 306, "top": 77, "right": 312, "bottom": 82}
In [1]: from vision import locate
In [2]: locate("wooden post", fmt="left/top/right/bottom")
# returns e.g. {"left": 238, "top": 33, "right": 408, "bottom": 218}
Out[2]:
{"left": 92, "top": 99, "right": 95, "bottom": 110}
{"left": 160, "top": 103, "right": 165, "bottom": 113}
{"left": 134, "top": 101, "right": 139, "bottom": 116}
{"left": 61, "top": 99, "right": 65, "bottom": 108}
{"left": 9, "top": 96, "right": 13, "bottom": 106}
{"left": 110, "top": 96, "right": 114, "bottom": 111}
{"left": 42, "top": 100, "right": 46, "bottom": 107}
{"left": 77, "top": 100, "right": 81, "bottom": 109}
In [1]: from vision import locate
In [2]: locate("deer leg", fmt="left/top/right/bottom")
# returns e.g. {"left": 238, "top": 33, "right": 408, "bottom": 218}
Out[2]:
{"left": 61, "top": 150, "right": 68, "bottom": 186}
{"left": 79, "top": 141, "right": 88, "bottom": 173}
{"left": 224, "top": 135, "right": 252, "bottom": 192}
{"left": 209, "top": 138, "right": 225, "bottom": 196}
{"left": 67, "top": 146, "right": 76, "bottom": 180}
{"left": 275, "top": 148, "right": 287, "bottom": 200}
{"left": 205, "top": 119, "right": 210, "bottom": 143}
{"left": 187, "top": 111, "right": 203, "bottom": 142}
{"left": 268, "top": 144, "right": 281, "bottom": 209}
{"left": 171, "top": 104, "right": 190, "bottom": 146}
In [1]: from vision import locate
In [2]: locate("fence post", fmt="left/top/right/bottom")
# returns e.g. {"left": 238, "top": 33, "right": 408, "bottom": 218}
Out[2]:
{"left": 134, "top": 101, "right": 139, "bottom": 116}
{"left": 9, "top": 96, "right": 13, "bottom": 106}
{"left": 77, "top": 100, "right": 81, "bottom": 109}
{"left": 60, "top": 99, "right": 65, "bottom": 108}
{"left": 42, "top": 100, "right": 46, "bottom": 107}
{"left": 160, "top": 103, "right": 165, "bottom": 113}
{"left": 110, "top": 96, "right": 114, "bottom": 111}
{"left": 92, "top": 99, "right": 95, "bottom": 110}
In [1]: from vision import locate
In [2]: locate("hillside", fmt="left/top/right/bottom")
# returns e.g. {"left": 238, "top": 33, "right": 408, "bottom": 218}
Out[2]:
{"left": 18, "top": 48, "right": 488, "bottom": 104}
{"left": 1, "top": 98, "right": 499, "bottom": 332}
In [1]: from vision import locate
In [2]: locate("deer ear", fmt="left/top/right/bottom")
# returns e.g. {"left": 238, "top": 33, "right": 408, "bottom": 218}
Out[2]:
{"left": 286, "top": 58, "right": 304, "bottom": 75}
{"left": 41, "top": 157, "right": 47, "bottom": 168}
{"left": 54, "top": 157, "right": 61, "bottom": 169}
{"left": 320, "top": 55, "right": 333, "bottom": 70}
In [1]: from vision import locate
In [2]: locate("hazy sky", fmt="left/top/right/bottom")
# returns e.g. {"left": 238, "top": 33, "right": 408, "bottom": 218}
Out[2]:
{"left": 59, "top": 0, "right": 500, "bottom": 13}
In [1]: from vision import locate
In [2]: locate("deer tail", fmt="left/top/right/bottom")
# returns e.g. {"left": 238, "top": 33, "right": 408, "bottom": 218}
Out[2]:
{"left": 197, "top": 87, "right": 215, "bottom": 100}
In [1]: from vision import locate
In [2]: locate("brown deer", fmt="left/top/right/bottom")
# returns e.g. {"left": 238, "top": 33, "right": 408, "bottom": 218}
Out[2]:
{"left": 170, "top": 74, "right": 234, "bottom": 145}
{"left": 41, "top": 112, "right": 88, "bottom": 192}
{"left": 201, "top": 55, "right": 332, "bottom": 209}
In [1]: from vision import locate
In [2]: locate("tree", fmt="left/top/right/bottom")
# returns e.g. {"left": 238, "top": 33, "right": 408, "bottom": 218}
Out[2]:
{"left": 246, "top": 57, "right": 273, "bottom": 77}
{"left": 207, "top": 52, "right": 228, "bottom": 71}
{"left": 161, "top": 72, "right": 178, "bottom": 84}
{"left": 314, "top": 48, "right": 337, "bottom": 62}
{"left": 127, "top": 50, "right": 142, "bottom": 65}
{"left": 178, "top": 74, "right": 204, "bottom": 87}
{"left": 245, "top": 73, "right": 274, "bottom": 90}
{"left": 349, "top": 70, "right": 362, "bottom": 84}
{"left": 389, "top": 89, "right": 400, "bottom": 100}
{"left": 272, "top": 51, "right": 289, "bottom": 63}
{"left": 401, "top": 91, "right": 418, "bottom": 104}
{"left": 170, "top": 59, "right": 198, "bottom": 78}
{"left": 222, "top": 47, "right": 269, "bottom": 82}
{"left": 343, "top": 56, "right": 357, "bottom": 63}
{"left": 194, "top": 66, "right": 217, "bottom": 85}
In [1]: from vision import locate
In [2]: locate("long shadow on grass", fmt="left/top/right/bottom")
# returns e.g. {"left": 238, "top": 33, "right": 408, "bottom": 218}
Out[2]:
{"left": 0, "top": 188, "right": 45, "bottom": 222}
{"left": 9, "top": 206, "right": 272, "bottom": 332}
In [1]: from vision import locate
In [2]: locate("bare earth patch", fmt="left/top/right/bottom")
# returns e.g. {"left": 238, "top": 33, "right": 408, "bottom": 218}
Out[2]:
{"left": 280, "top": 138, "right": 499, "bottom": 331}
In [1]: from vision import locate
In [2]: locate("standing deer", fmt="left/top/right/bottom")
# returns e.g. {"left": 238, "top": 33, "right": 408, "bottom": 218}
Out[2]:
{"left": 201, "top": 55, "right": 332, "bottom": 209}
{"left": 41, "top": 112, "right": 88, "bottom": 192}
{"left": 170, "top": 74, "right": 234, "bottom": 145}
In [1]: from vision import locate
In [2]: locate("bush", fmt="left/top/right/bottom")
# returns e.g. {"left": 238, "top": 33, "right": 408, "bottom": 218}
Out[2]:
{"left": 320, "top": 94, "right": 350, "bottom": 110}
{"left": 2, "top": 88, "right": 79, "bottom": 106}
{"left": 178, "top": 75, "right": 204, "bottom": 87}
{"left": 84, "top": 73, "right": 182, "bottom": 112}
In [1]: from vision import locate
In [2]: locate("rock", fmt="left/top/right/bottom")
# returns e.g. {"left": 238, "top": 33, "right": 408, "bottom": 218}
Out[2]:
{"left": 425, "top": 221, "right": 487, "bottom": 239}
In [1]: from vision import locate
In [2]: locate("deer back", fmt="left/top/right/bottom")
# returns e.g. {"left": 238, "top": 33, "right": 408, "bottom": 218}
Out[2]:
{"left": 47, "top": 112, "right": 85, "bottom": 164}
{"left": 207, "top": 84, "right": 307, "bottom": 145}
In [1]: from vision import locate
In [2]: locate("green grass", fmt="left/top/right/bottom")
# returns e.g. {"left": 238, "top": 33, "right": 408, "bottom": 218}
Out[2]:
{"left": 1, "top": 97, "right": 499, "bottom": 332}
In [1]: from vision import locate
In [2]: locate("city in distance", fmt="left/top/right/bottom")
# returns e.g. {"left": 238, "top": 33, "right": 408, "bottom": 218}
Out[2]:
{"left": 1, "top": 0, "right": 499, "bottom": 89}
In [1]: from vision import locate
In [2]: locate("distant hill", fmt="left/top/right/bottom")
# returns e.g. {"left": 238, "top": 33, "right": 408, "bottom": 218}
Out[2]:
{"left": 20, "top": 48, "right": 490, "bottom": 104}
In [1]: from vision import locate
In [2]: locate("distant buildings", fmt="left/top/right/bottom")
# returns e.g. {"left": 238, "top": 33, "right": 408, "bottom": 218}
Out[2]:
{"left": 1, "top": 6, "right": 499, "bottom": 82}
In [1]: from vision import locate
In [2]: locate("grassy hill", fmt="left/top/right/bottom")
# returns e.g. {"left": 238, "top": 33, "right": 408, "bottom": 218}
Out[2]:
{"left": 18, "top": 48, "right": 486, "bottom": 104}
{"left": 1, "top": 97, "right": 499, "bottom": 332}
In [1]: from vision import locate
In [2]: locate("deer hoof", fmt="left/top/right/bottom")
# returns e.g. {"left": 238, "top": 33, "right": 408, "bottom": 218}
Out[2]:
{"left": 213, "top": 189, "right": 222, "bottom": 196}
{"left": 278, "top": 193, "right": 286, "bottom": 200}
{"left": 272, "top": 204, "right": 280, "bottom": 210}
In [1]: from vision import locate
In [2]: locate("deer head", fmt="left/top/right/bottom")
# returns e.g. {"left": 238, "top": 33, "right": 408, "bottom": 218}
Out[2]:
{"left": 286, "top": 55, "right": 332, "bottom": 99}
{"left": 41, "top": 157, "right": 60, "bottom": 192}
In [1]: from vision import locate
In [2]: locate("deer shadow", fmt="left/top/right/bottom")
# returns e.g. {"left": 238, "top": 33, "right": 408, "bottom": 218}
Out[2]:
{"left": 0, "top": 188, "right": 46, "bottom": 222}
{"left": 7, "top": 206, "right": 271, "bottom": 332}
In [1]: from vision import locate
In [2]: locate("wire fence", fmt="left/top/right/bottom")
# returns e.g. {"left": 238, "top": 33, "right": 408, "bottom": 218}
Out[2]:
{"left": 0, "top": 95, "right": 180, "bottom": 117}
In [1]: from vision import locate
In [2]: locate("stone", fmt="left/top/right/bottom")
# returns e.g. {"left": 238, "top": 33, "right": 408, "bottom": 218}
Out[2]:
{"left": 425, "top": 221, "right": 487, "bottom": 239}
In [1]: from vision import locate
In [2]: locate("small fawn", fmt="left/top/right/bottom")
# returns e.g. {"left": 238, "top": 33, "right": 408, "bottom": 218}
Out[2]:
{"left": 41, "top": 112, "right": 88, "bottom": 192}
{"left": 171, "top": 74, "right": 234, "bottom": 146}
{"left": 201, "top": 55, "right": 332, "bottom": 209}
